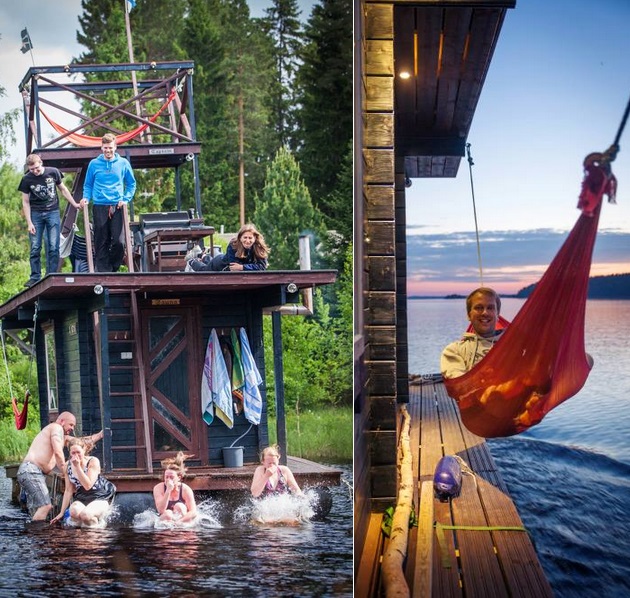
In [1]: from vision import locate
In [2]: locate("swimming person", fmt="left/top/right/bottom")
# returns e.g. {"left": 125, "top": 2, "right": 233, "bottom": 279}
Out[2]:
{"left": 51, "top": 437, "right": 116, "bottom": 527}
{"left": 153, "top": 452, "right": 198, "bottom": 524}
{"left": 251, "top": 445, "right": 303, "bottom": 498}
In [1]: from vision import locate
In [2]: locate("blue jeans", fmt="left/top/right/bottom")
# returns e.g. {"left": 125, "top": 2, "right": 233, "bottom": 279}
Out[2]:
{"left": 29, "top": 209, "right": 61, "bottom": 281}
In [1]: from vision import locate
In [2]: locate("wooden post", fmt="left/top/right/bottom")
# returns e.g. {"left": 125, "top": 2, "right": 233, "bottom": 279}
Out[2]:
{"left": 382, "top": 405, "right": 413, "bottom": 597}
{"left": 98, "top": 296, "right": 112, "bottom": 472}
{"left": 271, "top": 310, "right": 288, "bottom": 464}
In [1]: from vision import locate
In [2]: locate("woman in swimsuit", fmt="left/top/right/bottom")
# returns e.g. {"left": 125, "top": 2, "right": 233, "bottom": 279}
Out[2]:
{"left": 50, "top": 437, "right": 114, "bottom": 527}
{"left": 152, "top": 452, "right": 197, "bottom": 523}
{"left": 251, "top": 445, "right": 303, "bottom": 498}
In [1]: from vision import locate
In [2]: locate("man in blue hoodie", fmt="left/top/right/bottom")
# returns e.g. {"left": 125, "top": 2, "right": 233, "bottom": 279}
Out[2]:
{"left": 80, "top": 134, "right": 136, "bottom": 272}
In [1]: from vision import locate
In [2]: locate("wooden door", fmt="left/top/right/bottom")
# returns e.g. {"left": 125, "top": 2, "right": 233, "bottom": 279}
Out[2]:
{"left": 141, "top": 306, "right": 207, "bottom": 464}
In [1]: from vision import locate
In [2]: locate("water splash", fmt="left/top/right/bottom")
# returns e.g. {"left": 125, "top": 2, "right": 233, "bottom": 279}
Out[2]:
{"left": 247, "top": 491, "right": 316, "bottom": 525}
{"left": 131, "top": 499, "right": 222, "bottom": 530}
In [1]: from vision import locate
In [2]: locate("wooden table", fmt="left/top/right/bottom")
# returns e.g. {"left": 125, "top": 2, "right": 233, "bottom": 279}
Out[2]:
{"left": 143, "top": 226, "right": 215, "bottom": 272}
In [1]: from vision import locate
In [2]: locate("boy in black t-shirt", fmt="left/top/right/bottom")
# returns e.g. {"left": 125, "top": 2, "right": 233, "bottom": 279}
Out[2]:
{"left": 17, "top": 154, "right": 83, "bottom": 287}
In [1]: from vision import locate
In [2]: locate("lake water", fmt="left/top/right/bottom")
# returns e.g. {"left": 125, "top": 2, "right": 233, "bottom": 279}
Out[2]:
{"left": 0, "top": 465, "right": 353, "bottom": 597}
{"left": 408, "top": 298, "right": 630, "bottom": 597}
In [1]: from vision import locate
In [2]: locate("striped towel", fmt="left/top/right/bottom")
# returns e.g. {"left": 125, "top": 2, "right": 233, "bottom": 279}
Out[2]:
{"left": 239, "top": 327, "right": 263, "bottom": 425}
{"left": 231, "top": 328, "right": 245, "bottom": 412}
{"left": 201, "top": 328, "right": 234, "bottom": 428}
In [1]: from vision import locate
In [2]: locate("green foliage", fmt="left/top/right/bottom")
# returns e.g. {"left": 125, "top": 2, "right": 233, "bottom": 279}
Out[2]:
{"left": 254, "top": 146, "right": 324, "bottom": 269}
{"left": 263, "top": 282, "right": 353, "bottom": 416}
{"left": 261, "top": 0, "right": 304, "bottom": 148}
{"left": 267, "top": 406, "right": 352, "bottom": 463}
{"left": 0, "top": 162, "right": 30, "bottom": 300}
{"left": 0, "top": 81, "right": 19, "bottom": 163}
{"left": 295, "top": 0, "right": 352, "bottom": 222}
{"left": 0, "top": 419, "right": 40, "bottom": 464}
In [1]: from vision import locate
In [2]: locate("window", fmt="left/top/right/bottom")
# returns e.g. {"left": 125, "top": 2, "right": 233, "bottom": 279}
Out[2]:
{"left": 43, "top": 323, "right": 58, "bottom": 411}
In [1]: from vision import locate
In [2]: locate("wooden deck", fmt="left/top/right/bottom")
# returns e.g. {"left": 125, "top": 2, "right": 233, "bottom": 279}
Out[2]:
{"left": 356, "top": 376, "right": 553, "bottom": 597}
{"left": 5, "top": 456, "right": 341, "bottom": 498}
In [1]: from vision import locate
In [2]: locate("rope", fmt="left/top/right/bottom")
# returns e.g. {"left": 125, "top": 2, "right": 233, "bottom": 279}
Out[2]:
{"left": 1, "top": 322, "right": 15, "bottom": 399}
{"left": 466, "top": 143, "right": 484, "bottom": 286}
{"left": 229, "top": 422, "right": 253, "bottom": 447}
{"left": 435, "top": 521, "right": 528, "bottom": 568}
{"left": 26, "top": 302, "right": 39, "bottom": 394}
{"left": 612, "top": 93, "right": 630, "bottom": 149}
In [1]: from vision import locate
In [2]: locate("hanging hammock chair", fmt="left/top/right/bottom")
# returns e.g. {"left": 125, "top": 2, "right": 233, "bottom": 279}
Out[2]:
{"left": 2, "top": 325, "right": 30, "bottom": 430}
{"left": 39, "top": 87, "right": 177, "bottom": 148}
{"left": 443, "top": 152, "right": 618, "bottom": 438}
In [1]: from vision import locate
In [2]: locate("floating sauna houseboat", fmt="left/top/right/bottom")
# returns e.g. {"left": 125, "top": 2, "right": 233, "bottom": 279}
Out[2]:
{"left": 2, "top": 61, "right": 340, "bottom": 512}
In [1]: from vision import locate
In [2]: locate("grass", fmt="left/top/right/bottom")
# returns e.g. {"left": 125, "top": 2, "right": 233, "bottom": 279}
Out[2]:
{"left": 0, "top": 420, "right": 36, "bottom": 464}
{"left": 267, "top": 406, "right": 352, "bottom": 464}
{"left": 0, "top": 406, "right": 354, "bottom": 466}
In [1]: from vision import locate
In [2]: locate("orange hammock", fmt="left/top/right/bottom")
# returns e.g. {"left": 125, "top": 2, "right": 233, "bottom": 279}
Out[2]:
{"left": 2, "top": 324, "right": 30, "bottom": 430}
{"left": 444, "top": 154, "right": 618, "bottom": 438}
{"left": 40, "top": 87, "right": 177, "bottom": 147}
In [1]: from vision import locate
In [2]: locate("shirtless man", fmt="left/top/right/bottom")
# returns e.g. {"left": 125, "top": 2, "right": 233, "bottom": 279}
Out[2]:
{"left": 16, "top": 412, "right": 78, "bottom": 521}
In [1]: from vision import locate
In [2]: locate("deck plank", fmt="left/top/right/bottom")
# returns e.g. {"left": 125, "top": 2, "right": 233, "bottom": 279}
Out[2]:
{"left": 409, "top": 379, "right": 552, "bottom": 598}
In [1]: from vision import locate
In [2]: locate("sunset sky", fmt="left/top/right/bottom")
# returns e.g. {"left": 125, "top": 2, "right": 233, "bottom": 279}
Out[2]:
{"left": 406, "top": 0, "right": 630, "bottom": 296}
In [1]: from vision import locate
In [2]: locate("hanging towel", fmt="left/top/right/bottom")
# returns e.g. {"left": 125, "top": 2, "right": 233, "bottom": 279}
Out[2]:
{"left": 231, "top": 328, "right": 245, "bottom": 414}
{"left": 239, "top": 327, "right": 263, "bottom": 425}
{"left": 201, "top": 329, "right": 234, "bottom": 428}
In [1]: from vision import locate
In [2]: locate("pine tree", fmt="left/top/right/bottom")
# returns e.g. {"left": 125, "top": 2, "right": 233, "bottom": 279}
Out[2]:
{"left": 295, "top": 0, "right": 352, "bottom": 223}
{"left": 262, "top": 0, "right": 304, "bottom": 149}
{"left": 254, "top": 146, "right": 323, "bottom": 270}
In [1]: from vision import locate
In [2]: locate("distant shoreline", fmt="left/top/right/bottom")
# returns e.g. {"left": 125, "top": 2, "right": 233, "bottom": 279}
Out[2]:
{"left": 409, "top": 273, "right": 630, "bottom": 301}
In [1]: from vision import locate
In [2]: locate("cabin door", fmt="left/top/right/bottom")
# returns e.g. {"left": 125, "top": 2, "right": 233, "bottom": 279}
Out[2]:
{"left": 141, "top": 306, "right": 207, "bottom": 464}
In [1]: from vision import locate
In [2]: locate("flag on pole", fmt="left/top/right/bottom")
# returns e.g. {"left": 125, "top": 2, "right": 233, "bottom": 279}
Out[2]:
{"left": 20, "top": 28, "right": 33, "bottom": 54}
{"left": 126, "top": 0, "right": 136, "bottom": 13}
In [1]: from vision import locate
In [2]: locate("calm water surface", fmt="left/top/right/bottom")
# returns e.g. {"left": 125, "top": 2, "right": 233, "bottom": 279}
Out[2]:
{"left": 0, "top": 465, "right": 353, "bottom": 597}
{"left": 409, "top": 298, "right": 630, "bottom": 597}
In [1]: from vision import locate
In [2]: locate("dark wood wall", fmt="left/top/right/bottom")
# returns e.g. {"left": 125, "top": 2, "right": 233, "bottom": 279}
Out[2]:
{"left": 198, "top": 294, "right": 267, "bottom": 465}
{"left": 355, "top": 0, "right": 403, "bottom": 563}
{"left": 37, "top": 290, "right": 270, "bottom": 471}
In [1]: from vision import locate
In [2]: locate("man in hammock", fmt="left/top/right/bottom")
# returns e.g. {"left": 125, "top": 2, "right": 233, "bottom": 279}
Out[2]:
{"left": 440, "top": 287, "right": 504, "bottom": 379}
{"left": 80, "top": 133, "right": 136, "bottom": 272}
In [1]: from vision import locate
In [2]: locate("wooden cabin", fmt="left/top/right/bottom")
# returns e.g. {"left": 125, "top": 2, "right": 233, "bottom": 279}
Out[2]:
{"left": 354, "top": 0, "right": 516, "bottom": 579}
{"left": 3, "top": 61, "right": 340, "bottom": 500}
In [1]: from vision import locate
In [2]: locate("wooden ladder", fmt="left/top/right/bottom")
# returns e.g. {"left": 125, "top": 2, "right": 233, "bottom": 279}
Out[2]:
{"left": 82, "top": 206, "right": 153, "bottom": 473}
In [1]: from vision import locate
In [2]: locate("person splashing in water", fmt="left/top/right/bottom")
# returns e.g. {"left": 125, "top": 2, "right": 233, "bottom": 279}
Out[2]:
{"left": 250, "top": 445, "right": 303, "bottom": 498}
{"left": 153, "top": 452, "right": 198, "bottom": 525}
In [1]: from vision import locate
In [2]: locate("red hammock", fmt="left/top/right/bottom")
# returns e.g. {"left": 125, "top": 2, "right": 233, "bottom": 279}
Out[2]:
{"left": 444, "top": 155, "right": 617, "bottom": 438}
{"left": 40, "top": 88, "right": 177, "bottom": 148}
{"left": 12, "top": 391, "right": 29, "bottom": 430}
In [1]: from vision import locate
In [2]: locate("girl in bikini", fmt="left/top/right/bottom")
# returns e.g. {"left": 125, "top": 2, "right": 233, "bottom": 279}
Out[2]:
{"left": 152, "top": 452, "right": 198, "bottom": 523}
{"left": 250, "top": 445, "right": 303, "bottom": 498}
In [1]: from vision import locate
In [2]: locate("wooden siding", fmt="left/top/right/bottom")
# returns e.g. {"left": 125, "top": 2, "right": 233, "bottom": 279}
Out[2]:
{"left": 198, "top": 293, "right": 266, "bottom": 465}
{"left": 359, "top": 0, "right": 399, "bottom": 553}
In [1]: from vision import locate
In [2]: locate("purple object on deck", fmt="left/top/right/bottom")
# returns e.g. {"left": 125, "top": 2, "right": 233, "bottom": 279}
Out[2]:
{"left": 433, "top": 455, "right": 462, "bottom": 501}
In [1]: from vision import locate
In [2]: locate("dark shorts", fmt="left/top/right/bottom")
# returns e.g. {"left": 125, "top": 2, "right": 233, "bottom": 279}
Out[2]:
{"left": 16, "top": 461, "right": 50, "bottom": 514}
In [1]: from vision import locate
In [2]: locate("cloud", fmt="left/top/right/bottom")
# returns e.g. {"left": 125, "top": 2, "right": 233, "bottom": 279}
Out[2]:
{"left": 407, "top": 228, "right": 630, "bottom": 296}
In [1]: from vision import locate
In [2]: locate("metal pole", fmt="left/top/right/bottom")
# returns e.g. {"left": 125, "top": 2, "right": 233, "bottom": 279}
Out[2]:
{"left": 271, "top": 310, "right": 287, "bottom": 465}
{"left": 124, "top": 1, "right": 144, "bottom": 133}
